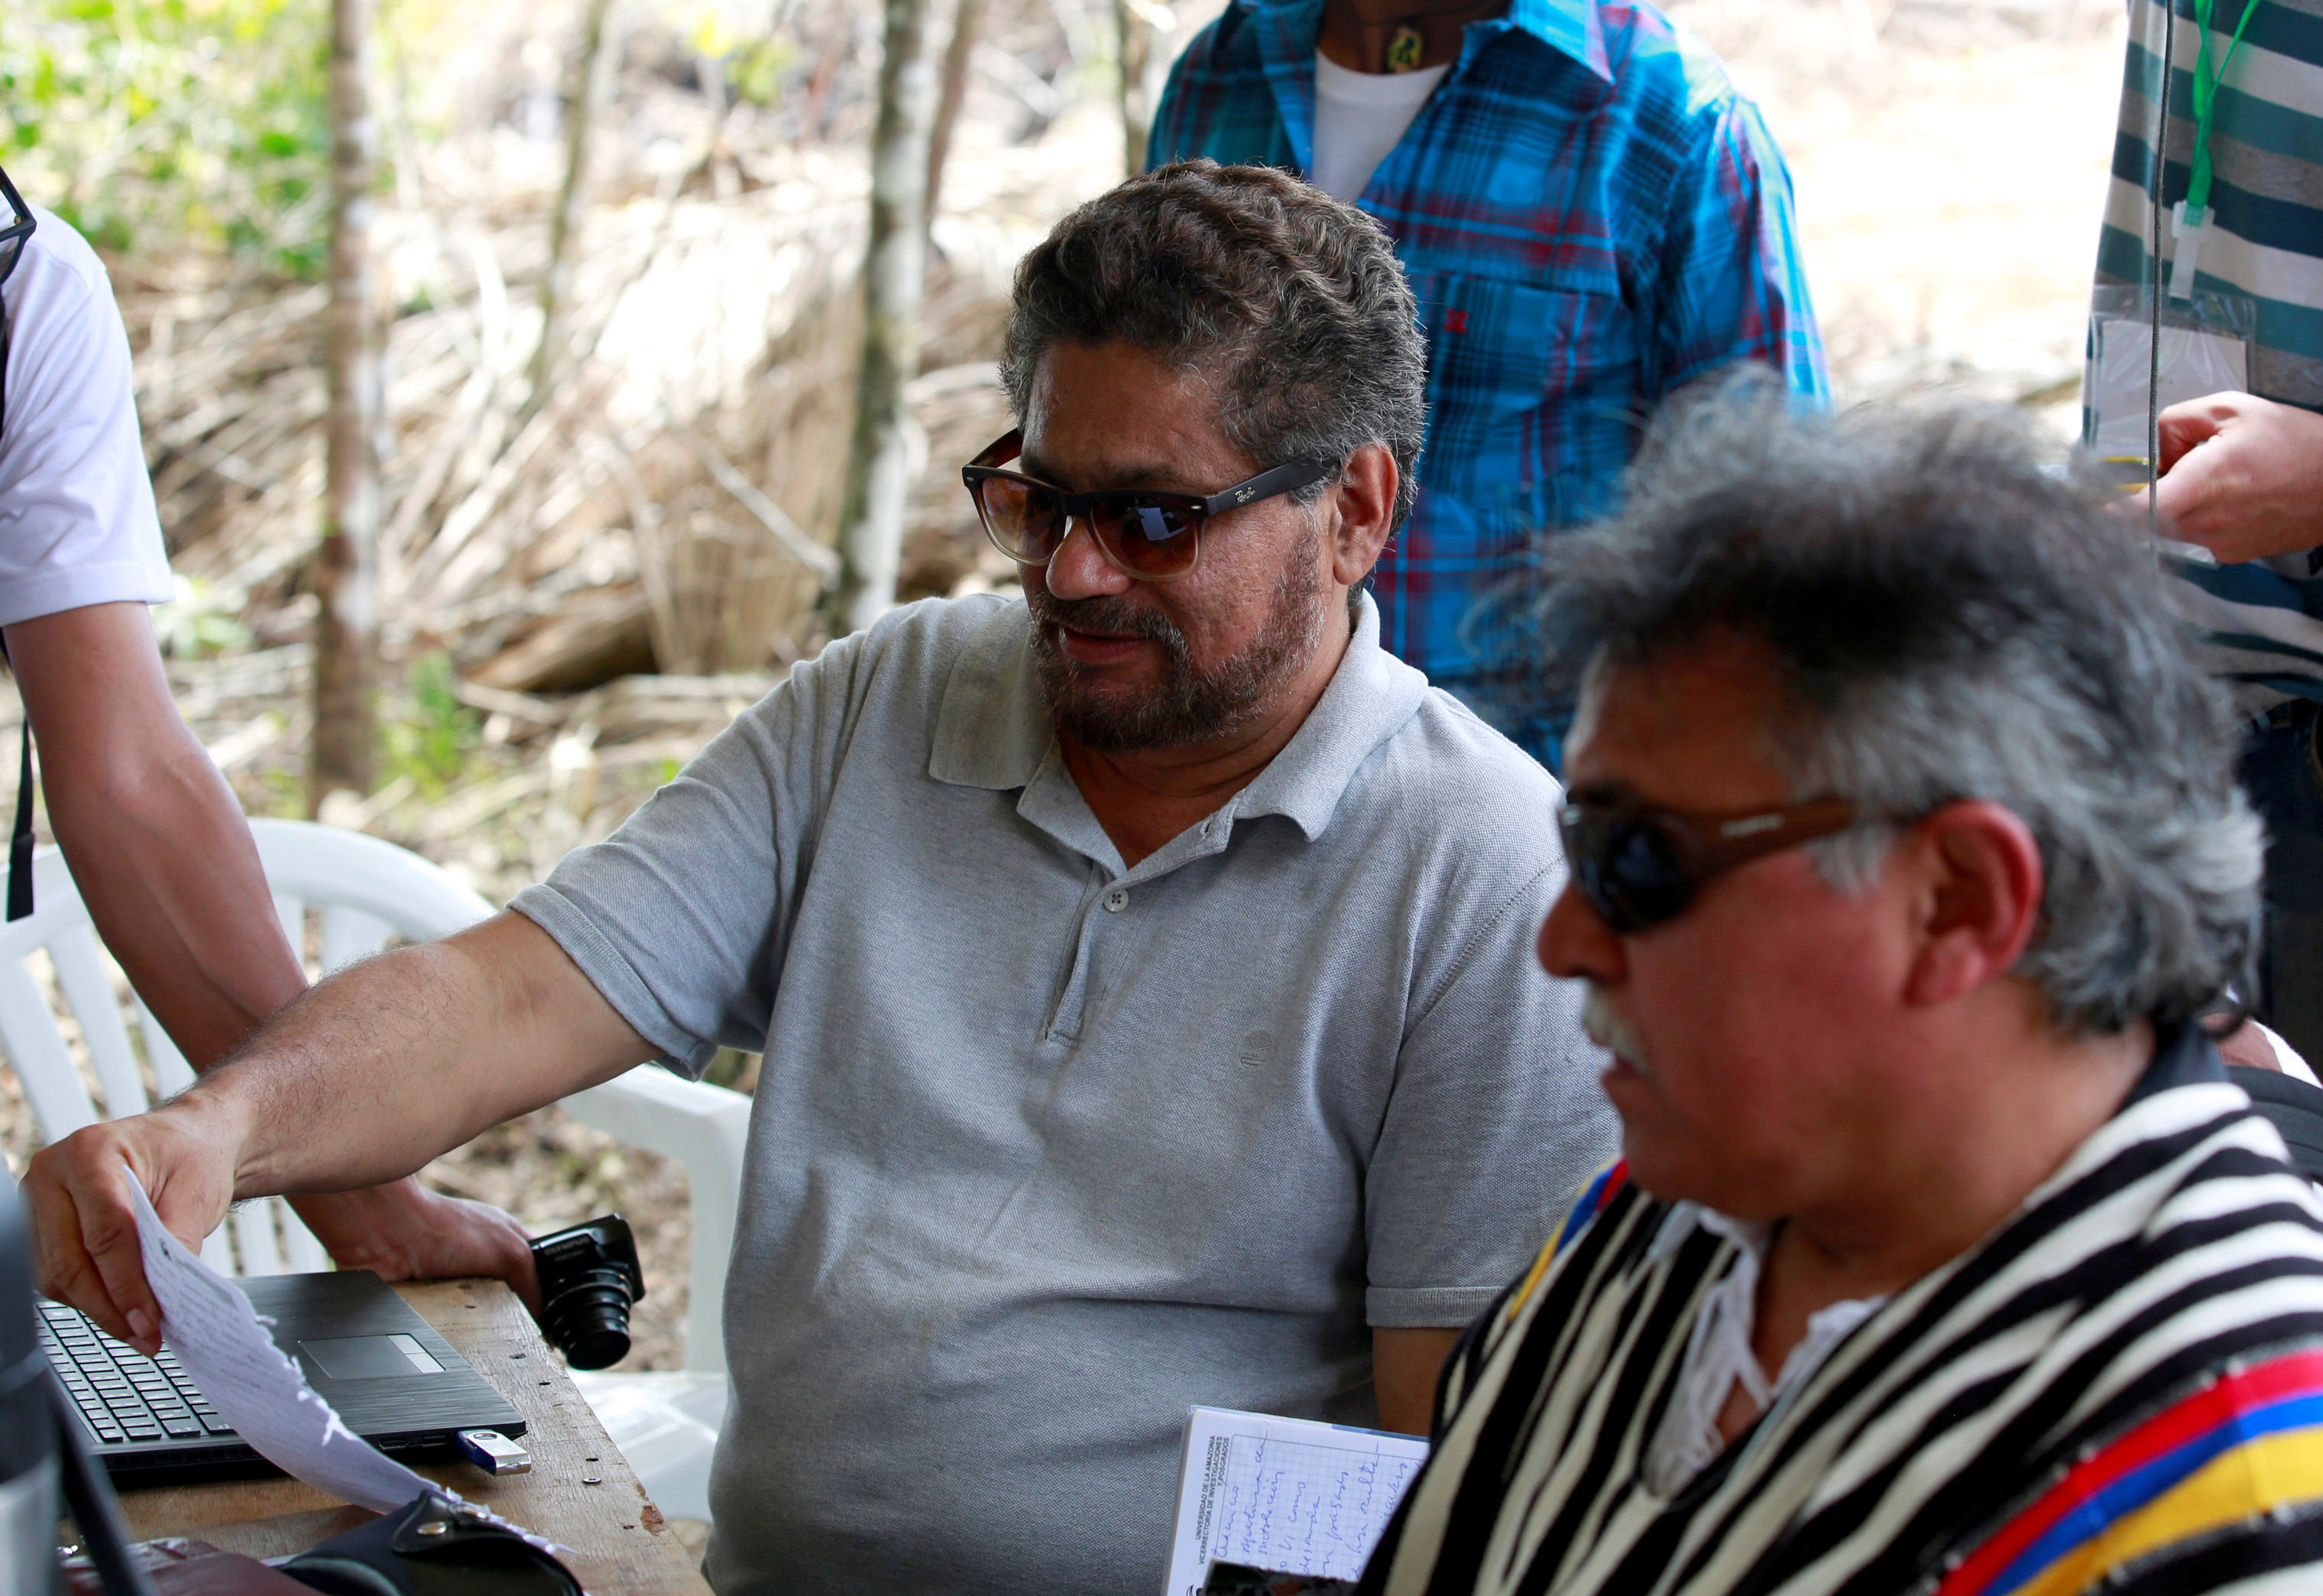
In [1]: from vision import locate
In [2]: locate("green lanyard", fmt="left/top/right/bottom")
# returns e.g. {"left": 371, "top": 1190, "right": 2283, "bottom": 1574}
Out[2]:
{"left": 2171, "top": 0, "right": 2264, "bottom": 297}
{"left": 2187, "top": 0, "right": 2263, "bottom": 215}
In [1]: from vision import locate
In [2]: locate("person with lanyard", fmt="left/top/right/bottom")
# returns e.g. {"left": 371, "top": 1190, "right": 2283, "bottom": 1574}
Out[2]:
{"left": 1148, "top": 0, "right": 1828, "bottom": 768}
{"left": 2084, "top": 0, "right": 2323, "bottom": 1069}
{"left": 0, "top": 167, "right": 536, "bottom": 1313}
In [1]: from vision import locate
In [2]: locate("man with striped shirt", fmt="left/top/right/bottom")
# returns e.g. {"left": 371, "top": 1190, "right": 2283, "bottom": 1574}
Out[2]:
{"left": 2090, "top": 0, "right": 2323, "bottom": 1065}
{"left": 1361, "top": 392, "right": 2323, "bottom": 1595}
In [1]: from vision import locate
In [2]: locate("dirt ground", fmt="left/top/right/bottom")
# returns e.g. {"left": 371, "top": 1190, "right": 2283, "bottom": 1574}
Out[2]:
{"left": 1675, "top": 0, "right": 2130, "bottom": 422}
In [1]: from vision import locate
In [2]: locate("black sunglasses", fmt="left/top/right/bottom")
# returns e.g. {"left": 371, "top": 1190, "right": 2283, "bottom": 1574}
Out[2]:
{"left": 1557, "top": 789, "right": 1861, "bottom": 934}
{"left": 961, "top": 429, "right": 1335, "bottom": 582}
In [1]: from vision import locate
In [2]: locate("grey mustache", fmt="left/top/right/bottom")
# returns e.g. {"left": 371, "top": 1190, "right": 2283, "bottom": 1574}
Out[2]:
{"left": 1581, "top": 984, "right": 1648, "bottom": 1067}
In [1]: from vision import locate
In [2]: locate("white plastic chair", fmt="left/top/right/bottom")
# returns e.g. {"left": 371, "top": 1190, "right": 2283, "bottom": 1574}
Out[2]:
{"left": 0, "top": 840, "right": 330, "bottom": 1276}
{"left": 0, "top": 817, "right": 749, "bottom": 1522}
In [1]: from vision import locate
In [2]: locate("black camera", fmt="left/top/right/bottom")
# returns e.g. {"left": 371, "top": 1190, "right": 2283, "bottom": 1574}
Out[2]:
{"left": 527, "top": 1214, "right": 646, "bottom": 1371}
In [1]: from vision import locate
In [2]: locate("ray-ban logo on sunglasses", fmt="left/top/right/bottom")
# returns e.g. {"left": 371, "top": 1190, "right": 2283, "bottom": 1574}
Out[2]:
{"left": 1232, "top": 486, "right": 1257, "bottom": 504}
{"left": 1718, "top": 814, "right": 1784, "bottom": 839}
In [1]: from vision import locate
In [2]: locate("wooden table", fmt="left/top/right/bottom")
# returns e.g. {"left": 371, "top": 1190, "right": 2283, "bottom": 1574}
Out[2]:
{"left": 110, "top": 1278, "right": 712, "bottom": 1596}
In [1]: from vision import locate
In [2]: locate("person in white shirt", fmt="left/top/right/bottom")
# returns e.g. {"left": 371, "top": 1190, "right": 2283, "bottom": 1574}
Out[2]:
{"left": 0, "top": 170, "right": 532, "bottom": 1309}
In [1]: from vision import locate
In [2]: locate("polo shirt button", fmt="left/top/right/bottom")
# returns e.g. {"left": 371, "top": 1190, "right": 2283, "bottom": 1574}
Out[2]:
{"left": 1103, "top": 889, "right": 1129, "bottom": 913}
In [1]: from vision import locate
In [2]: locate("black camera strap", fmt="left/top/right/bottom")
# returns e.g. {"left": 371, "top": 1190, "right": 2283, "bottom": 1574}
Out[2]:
{"left": 6, "top": 693, "right": 30, "bottom": 921}
{"left": 5, "top": 636, "right": 31, "bottom": 924}
{"left": 0, "top": 173, "right": 29, "bottom": 924}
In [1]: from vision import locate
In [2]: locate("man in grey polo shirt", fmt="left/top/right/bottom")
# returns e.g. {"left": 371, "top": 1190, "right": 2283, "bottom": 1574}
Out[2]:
{"left": 25, "top": 160, "right": 1614, "bottom": 1594}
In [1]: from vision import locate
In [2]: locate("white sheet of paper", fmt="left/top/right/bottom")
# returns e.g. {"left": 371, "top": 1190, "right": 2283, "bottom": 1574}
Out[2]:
{"left": 2091, "top": 318, "right": 2249, "bottom": 461}
{"left": 1162, "top": 1406, "right": 1430, "bottom": 1595}
{"left": 124, "top": 1173, "right": 445, "bottom": 1512}
{"left": 121, "top": 1172, "right": 572, "bottom": 1559}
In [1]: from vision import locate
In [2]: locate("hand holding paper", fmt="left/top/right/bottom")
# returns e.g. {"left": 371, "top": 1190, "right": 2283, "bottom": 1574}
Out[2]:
{"left": 117, "top": 1171, "right": 572, "bottom": 1559}
{"left": 24, "top": 1109, "right": 241, "bottom": 1356}
{"left": 122, "top": 1171, "right": 447, "bottom": 1513}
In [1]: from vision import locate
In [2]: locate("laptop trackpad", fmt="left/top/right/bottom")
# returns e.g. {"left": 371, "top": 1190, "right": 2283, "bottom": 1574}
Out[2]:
{"left": 300, "top": 1334, "right": 446, "bottom": 1380}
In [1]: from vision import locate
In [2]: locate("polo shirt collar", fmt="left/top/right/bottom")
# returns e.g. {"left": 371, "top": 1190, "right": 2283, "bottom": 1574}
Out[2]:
{"left": 929, "top": 601, "right": 1055, "bottom": 792}
{"left": 927, "top": 594, "right": 1429, "bottom": 847}
{"left": 1246, "top": 0, "right": 1611, "bottom": 159}
{"left": 1224, "top": 593, "right": 1426, "bottom": 840}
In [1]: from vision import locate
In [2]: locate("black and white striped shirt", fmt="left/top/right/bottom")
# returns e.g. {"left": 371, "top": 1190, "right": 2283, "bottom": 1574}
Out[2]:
{"left": 1360, "top": 1028, "right": 2323, "bottom": 1595}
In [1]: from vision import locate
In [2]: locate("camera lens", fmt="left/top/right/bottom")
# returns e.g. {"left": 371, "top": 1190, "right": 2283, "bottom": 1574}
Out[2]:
{"left": 540, "top": 1267, "right": 633, "bottom": 1371}
{"left": 528, "top": 1215, "right": 646, "bottom": 1371}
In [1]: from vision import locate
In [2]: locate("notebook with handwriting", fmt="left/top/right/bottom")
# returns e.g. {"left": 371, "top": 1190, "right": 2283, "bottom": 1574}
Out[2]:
{"left": 1163, "top": 1406, "right": 1430, "bottom": 1595}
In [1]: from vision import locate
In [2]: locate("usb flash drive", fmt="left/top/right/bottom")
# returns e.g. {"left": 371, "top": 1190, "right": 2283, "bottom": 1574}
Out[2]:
{"left": 455, "top": 1428, "right": 533, "bottom": 1475}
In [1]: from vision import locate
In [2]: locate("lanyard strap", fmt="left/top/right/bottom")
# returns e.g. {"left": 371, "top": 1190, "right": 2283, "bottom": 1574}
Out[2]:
{"left": 2185, "top": 0, "right": 2265, "bottom": 215}
{"left": 8, "top": 711, "right": 32, "bottom": 923}
{"left": 0, "top": 303, "right": 26, "bottom": 925}
{"left": 2, "top": 625, "right": 29, "bottom": 924}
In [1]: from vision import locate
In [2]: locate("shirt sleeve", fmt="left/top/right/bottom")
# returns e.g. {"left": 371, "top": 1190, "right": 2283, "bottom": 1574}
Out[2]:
{"left": 1645, "top": 96, "right": 1831, "bottom": 407}
{"left": 0, "top": 219, "right": 173, "bottom": 627}
{"left": 1361, "top": 862, "right": 1623, "bottom": 1329}
{"left": 508, "top": 623, "right": 880, "bottom": 1077}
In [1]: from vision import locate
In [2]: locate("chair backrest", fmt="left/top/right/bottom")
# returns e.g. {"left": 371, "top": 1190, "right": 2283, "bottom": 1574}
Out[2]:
{"left": 254, "top": 821, "right": 753, "bottom": 1374}
{"left": 0, "top": 820, "right": 496, "bottom": 1279}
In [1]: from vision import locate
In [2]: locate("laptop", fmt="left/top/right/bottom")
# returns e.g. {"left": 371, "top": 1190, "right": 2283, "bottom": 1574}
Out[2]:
{"left": 35, "top": 1269, "right": 527, "bottom": 1481}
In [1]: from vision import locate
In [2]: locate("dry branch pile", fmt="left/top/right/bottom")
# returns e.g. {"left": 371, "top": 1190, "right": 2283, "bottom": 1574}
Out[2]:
{"left": 0, "top": 1, "right": 1129, "bottom": 1374}
{"left": 131, "top": 138, "right": 1089, "bottom": 695}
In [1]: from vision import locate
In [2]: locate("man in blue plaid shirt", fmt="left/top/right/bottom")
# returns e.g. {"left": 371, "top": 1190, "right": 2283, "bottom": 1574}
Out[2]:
{"left": 1151, "top": 0, "right": 1828, "bottom": 765}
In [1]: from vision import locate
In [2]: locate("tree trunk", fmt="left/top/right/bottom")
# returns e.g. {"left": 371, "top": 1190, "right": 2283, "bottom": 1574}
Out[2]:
{"left": 1115, "top": 0, "right": 1159, "bottom": 176}
{"left": 830, "top": 0, "right": 937, "bottom": 635}
{"left": 521, "top": 0, "right": 619, "bottom": 429}
{"left": 309, "top": 0, "right": 381, "bottom": 812}
{"left": 923, "top": 0, "right": 983, "bottom": 239}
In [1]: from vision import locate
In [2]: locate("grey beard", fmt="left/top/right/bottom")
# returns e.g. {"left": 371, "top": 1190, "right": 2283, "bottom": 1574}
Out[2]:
{"left": 1027, "top": 523, "right": 1328, "bottom": 753}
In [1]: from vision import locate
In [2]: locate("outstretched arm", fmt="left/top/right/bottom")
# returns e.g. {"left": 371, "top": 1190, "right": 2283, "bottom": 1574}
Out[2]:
{"left": 25, "top": 908, "right": 656, "bottom": 1354}
{"left": 8, "top": 600, "right": 572, "bottom": 1299}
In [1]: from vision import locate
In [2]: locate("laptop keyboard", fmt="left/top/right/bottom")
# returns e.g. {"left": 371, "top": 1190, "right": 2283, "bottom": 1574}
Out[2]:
{"left": 37, "top": 1300, "right": 236, "bottom": 1446}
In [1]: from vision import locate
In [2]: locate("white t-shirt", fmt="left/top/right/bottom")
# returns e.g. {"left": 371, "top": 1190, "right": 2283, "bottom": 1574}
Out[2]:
{"left": 0, "top": 204, "right": 171, "bottom": 629}
{"left": 1310, "top": 52, "right": 1450, "bottom": 202}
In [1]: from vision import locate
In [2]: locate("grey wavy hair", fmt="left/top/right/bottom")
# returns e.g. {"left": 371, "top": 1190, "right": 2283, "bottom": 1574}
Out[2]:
{"left": 1535, "top": 380, "right": 2262, "bottom": 1035}
{"left": 999, "top": 158, "right": 1426, "bottom": 535}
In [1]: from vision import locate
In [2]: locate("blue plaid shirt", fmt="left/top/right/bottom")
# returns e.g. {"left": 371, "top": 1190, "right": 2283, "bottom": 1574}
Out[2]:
{"left": 1152, "top": 0, "right": 1828, "bottom": 762}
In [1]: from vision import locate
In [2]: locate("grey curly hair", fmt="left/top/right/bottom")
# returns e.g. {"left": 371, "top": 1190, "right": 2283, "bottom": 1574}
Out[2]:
{"left": 1000, "top": 158, "right": 1427, "bottom": 536}
{"left": 1535, "top": 380, "right": 2262, "bottom": 1035}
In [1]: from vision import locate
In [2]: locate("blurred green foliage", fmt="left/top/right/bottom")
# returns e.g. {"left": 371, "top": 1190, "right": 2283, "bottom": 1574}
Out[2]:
{"left": 724, "top": 35, "right": 795, "bottom": 107}
{"left": 0, "top": 0, "right": 332, "bottom": 273}
{"left": 384, "top": 649, "right": 483, "bottom": 793}
{"left": 256, "top": 763, "right": 306, "bottom": 817}
{"left": 151, "top": 575, "right": 256, "bottom": 657}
